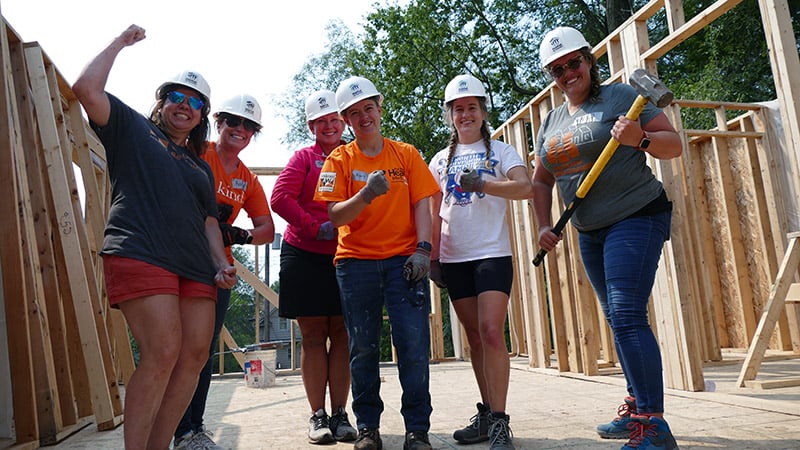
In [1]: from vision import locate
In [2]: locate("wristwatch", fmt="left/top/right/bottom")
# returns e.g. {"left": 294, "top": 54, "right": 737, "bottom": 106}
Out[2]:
{"left": 637, "top": 131, "right": 651, "bottom": 150}
{"left": 417, "top": 241, "right": 432, "bottom": 252}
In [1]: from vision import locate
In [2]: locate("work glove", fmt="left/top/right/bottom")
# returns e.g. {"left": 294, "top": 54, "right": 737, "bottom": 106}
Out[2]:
{"left": 359, "top": 170, "right": 390, "bottom": 204}
{"left": 316, "top": 221, "right": 337, "bottom": 241}
{"left": 217, "top": 203, "right": 234, "bottom": 224}
{"left": 219, "top": 223, "right": 252, "bottom": 247}
{"left": 429, "top": 259, "right": 446, "bottom": 288}
{"left": 460, "top": 167, "right": 485, "bottom": 193}
{"left": 404, "top": 243, "right": 431, "bottom": 282}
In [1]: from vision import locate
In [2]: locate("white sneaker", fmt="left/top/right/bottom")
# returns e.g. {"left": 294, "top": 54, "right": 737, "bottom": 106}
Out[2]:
{"left": 308, "top": 408, "right": 334, "bottom": 444}
{"left": 176, "top": 426, "right": 223, "bottom": 450}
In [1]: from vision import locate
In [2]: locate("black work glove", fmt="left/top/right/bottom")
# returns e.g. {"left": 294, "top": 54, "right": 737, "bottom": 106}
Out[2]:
{"left": 359, "top": 170, "right": 390, "bottom": 204}
{"left": 460, "top": 167, "right": 485, "bottom": 193}
{"left": 429, "top": 259, "right": 446, "bottom": 288}
{"left": 217, "top": 203, "right": 234, "bottom": 223}
{"left": 219, "top": 223, "right": 252, "bottom": 247}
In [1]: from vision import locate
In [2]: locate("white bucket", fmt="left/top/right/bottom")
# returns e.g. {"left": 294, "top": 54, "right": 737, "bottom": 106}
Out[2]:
{"left": 244, "top": 349, "right": 276, "bottom": 388}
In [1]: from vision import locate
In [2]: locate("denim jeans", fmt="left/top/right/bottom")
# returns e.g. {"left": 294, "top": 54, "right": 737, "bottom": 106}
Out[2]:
{"left": 578, "top": 211, "right": 671, "bottom": 414}
{"left": 175, "top": 287, "right": 231, "bottom": 439}
{"left": 336, "top": 256, "right": 432, "bottom": 432}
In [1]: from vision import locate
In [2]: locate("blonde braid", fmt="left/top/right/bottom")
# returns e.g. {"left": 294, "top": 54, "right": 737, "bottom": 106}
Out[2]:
{"left": 480, "top": 120, "right": 492, "bottom": 169}
{"left": 445, "top": 130, "right": 459, "bottom": 174}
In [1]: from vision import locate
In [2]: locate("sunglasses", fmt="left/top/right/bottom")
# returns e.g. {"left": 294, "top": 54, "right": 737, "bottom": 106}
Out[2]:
{"left": 166, "top": 91, "right": 205, "bottom": 111}
{"left": 223, "top": 115, "right": 261, "bottom": 132}
{"left": 546, "top": 55, "right": 584, "bottom": 79}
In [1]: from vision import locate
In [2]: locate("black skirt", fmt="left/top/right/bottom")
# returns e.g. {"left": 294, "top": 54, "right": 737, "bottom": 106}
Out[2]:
{"left": 277, "top": 241, "right": 342, "bottom": 318}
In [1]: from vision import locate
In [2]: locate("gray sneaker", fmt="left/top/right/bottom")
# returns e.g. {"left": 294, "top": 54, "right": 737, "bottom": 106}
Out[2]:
{"left": 308, "top": 409, "right": 335, "bottom": 444}
{"left": 488, "top": 414, "right": 515, "bottom": 450}
{"left": 173, "top": 431, "right": 196, "bottom": 450}
{"left": 453, "top": 402, "right": 490, "bottom": 444}
{"left": 330, "top": 406, "right": 358, "bottom": 441}
{"left": 190, "top": 427, "right": 224, "bottom": 450}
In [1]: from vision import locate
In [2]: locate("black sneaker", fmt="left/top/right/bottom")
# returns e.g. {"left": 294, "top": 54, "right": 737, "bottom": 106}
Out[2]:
{"left": 330, "top": 406, "right": 358, "bottom": 441}
{"left": 453, "top": 402, "right": 490, "bottom": 444}
{"left": 403, "top": 431, "right": 431, "bottom": 450}
{"left": 354, "top": 428, "right": 382, "bottom": 450}
{"left": 488, "top": 414, "right": 515, "bottom": 450}
{"left": 308, "top": 408, "right": 334, "bottom": 444}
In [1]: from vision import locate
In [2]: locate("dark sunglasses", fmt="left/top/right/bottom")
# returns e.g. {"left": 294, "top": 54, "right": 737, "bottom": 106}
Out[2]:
{"left": 223, "top": 115, "right": 261, "bottom": 132}
{"left": 166, "top": 91, "right": 205, "bottom": 111}
{"left": 546, "top": 55, "right": 584, "bottom": 79}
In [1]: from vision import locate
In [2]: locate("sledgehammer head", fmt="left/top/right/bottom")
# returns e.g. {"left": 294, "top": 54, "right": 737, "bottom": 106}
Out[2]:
{"left": 630, "top": 69, "right": 673, "bottom": 108}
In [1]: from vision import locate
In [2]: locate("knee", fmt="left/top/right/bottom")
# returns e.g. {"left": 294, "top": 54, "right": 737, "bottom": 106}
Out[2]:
{"left": 479, "top": 325, "right": 506, "bottom": 350}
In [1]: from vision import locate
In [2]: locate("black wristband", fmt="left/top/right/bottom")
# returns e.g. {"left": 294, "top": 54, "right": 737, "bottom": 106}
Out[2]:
{"left": 417, "top": 241, "right": 432, "bottom": 252}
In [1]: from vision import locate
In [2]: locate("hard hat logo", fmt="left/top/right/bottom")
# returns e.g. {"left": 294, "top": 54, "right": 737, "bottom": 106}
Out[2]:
{"left": 548, "top": 37, "right": 564, "bottom": 53}
{"left": 348, "top": 83, "right": 364, "bottom": 98}
{"left": 244, "top": 100, "right": 257, "bottom": 116}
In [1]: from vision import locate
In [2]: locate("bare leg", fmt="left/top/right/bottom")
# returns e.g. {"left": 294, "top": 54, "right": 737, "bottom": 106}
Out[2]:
{"left": 119, "top": 294, "right": 183, "bottom": 450}
{"left": 147, "top": 296, "right": 215, "bottom": 449}
{"left": 476, "top": 291, "right": 511, "bottom": 413}
{"left": 326, "top": 316, "right": 350, "bottom": 410}
{"left": 298, "top": 316, "right": 332, "bottom": 413}
{"left": 452, "top": 297, "right": 490, "bottom": 404}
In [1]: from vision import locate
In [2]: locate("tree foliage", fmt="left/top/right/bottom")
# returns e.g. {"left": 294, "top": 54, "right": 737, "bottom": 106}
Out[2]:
{"left": 279, "top": 0, "right": 797, "bottom": 150}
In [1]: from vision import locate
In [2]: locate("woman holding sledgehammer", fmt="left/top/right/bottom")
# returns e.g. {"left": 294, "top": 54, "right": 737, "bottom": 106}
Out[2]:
{"left": 532, "top": 26, "right": 682, "bottom": 450}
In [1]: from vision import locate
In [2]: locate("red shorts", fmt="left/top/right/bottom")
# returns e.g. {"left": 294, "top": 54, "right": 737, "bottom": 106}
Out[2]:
{"left": 103, "top": 255, "right": 216, "bottom": 306}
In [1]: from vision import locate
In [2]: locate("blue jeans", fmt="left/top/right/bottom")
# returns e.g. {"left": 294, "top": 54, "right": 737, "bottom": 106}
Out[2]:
{"left": 175, "top": 288, "right": 231, "bottom": 439}
{"left": 578, "top": 211, "right": 671, "bottom": 414}
{"left": 336, "top": 256, "right": 432, "bottom": 432}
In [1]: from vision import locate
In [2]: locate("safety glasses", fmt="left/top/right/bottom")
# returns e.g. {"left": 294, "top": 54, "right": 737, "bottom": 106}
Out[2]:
{"left": 166, "top": 91, "right": 205, "bottom": 111}
{"left": 223, "top": 115, "right": 261, "bottom": 132}
{"left": 546, "top": 55, "right": 584, "bottom": 79}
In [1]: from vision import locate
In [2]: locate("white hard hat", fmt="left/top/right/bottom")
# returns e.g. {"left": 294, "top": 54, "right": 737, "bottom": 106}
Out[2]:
{"left": 539, "top": 27, "right": 591, "bottom": 68}
{"left": 444, "top": 74, "right": 487, "bottom": 104}
{"left": 155, "top": 69, "right": 211, "bottom": 103}
{"left": 215, "top": 94, "right": 262, "bottom": 126}
{"left": 305, "top": 90, "right": 337, "bottom": 122}
{"left": 335, "top": 76, "right": 383, "bottom": 113}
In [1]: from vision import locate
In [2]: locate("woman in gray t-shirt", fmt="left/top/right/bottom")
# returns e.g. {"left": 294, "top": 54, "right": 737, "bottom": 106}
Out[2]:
{"left": 532, "top": 26, "right": 682, "bottom": 450}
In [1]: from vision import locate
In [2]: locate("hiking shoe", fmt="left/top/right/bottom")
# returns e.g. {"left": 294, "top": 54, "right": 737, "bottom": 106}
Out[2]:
{"left": 354, "top": 428, "right": 382, "bottom": 450}
{"left": 308, "top": 409, "right": 334, "bottom": 444}
{"left": 173, "top": 431, "right": 196, "bottom": 450}
{"left": 621, "top": 415, "right": 679, "bottom": 449}
{"left": 190, "top": 427, "right": 224, "bottom": 450}
{"left": 488, "top": 414, "right": 515, "bottom": 450}
{"left": 453, "top": 402, "right": 490, "bottom": 444}
{"left": 598, "top": 396, "right": 637, "bottom": 439}
{"left": 403, "top": 431, "right": 432, "bottom": 450}
{"left": 330, "top": 406, "right": 358, "bottom": 441}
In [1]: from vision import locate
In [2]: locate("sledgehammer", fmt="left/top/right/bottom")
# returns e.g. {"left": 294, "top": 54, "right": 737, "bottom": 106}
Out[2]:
{"left": 532, "top": 68, "right": 673, "bottom": 266}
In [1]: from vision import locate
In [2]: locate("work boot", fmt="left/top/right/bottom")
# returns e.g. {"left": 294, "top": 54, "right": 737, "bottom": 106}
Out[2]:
{"left": 488, "top": 413, "right": 515, "bottom": 450}
{"left": 308, "top": 408, "right": 334, "bottom": 444}
{"left": 330, "top": 406, "right": 358, "bottom": 441}
{"left": 597, "top": 396, "right": 637, "bottom": 439}
{"left": 621, "top": 415, "right": 679, "bottom": 449}
{"left": 403, "top": 431, "right": 432, "bottom": 450}
{"left": 453, "top": 402, "right": 490, "bottom": 444}
{"left": 354, "top": 428, "right": 382, "bottom": 450}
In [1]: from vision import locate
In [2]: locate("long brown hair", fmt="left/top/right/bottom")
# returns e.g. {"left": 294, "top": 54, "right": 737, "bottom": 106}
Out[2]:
{"left": 443, "top": 97, "right": 492, "bottom": 174}
{"left": 581, "top": 48, "right": 602, "bottom": 103}
{"left": 149, "top": 84, "right": 210, "bottom": 156}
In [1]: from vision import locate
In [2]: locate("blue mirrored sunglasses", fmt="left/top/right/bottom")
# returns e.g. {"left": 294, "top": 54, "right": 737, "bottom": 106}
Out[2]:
{"left": 166, "top": 91, "right": 205, "bottom": 111}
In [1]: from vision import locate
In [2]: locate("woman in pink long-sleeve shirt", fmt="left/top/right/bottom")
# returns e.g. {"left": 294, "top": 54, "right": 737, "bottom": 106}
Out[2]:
{"left": 270, "top": 90, "right": 356, "bottom": 445}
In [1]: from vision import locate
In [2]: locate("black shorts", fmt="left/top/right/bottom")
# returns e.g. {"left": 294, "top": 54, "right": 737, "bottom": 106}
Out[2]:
{"left": 278, "top": 241, "right": 342, "bottom": 318}
{"left": 441, "top": 256, "right": 514, "bottom": 301}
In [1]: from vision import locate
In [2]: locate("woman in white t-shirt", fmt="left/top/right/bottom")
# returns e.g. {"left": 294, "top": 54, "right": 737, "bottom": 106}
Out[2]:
{"left": 428, "top": 74, "right": 532, "bottom": 450}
